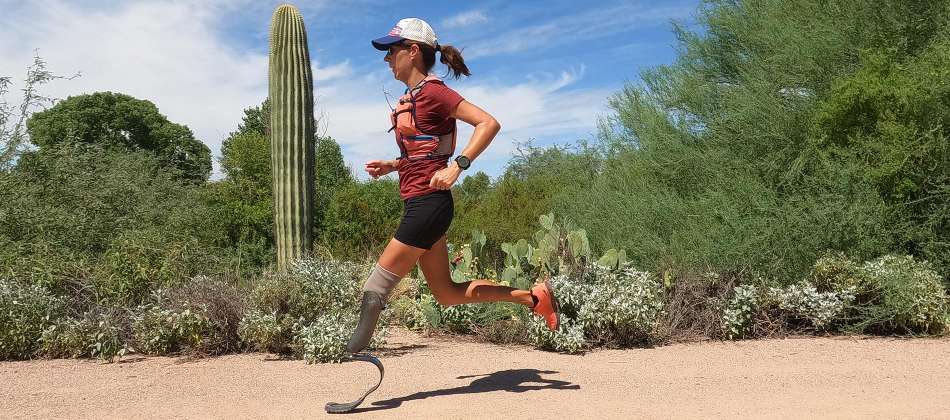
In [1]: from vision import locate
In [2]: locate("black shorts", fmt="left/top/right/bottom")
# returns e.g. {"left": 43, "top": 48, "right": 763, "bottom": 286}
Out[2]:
{"left": 394, "top": 190, "right": 454, "bottom": 249}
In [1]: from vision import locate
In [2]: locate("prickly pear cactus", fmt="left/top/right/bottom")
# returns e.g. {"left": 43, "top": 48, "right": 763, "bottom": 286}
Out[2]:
{"left": 268, "top": 4, "right": 315, "bottom": 270}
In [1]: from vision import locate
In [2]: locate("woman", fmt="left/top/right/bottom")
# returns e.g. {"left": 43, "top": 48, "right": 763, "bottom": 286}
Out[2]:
{"left": 346, "top": 18, "right": 559, "bottom": 354}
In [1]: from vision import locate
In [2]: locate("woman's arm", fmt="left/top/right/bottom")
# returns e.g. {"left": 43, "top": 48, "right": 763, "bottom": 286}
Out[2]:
{"left": 452, "top": 100, "right": 500, "bottom": 162}
{"left": 429, "top": 100, "right": 500, "bottom": 189}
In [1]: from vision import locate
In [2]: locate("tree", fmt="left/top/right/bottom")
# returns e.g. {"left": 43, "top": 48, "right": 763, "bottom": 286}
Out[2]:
{"left": 0, "top": 55, "right": 77, "bottom": 171}
{"left": 559, "top": 0, "right": 950, "bottom": 279}
{"left": 26, "top": 92, "right": 211, "bottom": 182}
{"left": 215, "top": 100, "right": 353, "bottom": 261}
{"left": 314, "top": 135, "right": 353, "bottom": 232}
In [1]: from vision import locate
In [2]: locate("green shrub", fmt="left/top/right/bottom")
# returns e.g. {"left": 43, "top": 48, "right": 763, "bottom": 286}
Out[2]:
{"left": 131, "top": 304, "right": 212, "bottom": 355}
{"left": 720, "top": 254, "right": 949, "bottom": 339}
{"left": 528, "top": 264, "right": 665, "bottom": 351}
{"left": 292, "top": 312, "right": 385, "bottom": 363}
{"left": 288, "top": 258, "right": 366, "bottom": 319}
{"left": 75, "top": 308, "right": 129, "bottom": 361}
{"left": 577, "top": 266, "right": 665, "bottom": 345}
{"left": 388, "top": 293, "right": 439, "bottom": 332}
{"left": 766, "top": 281, "right": 856, "bottom": 330}
{"left": 320, "top": 180, "right": 401, "bottom": 260}
{"left": 38, "top": 309, "right": 130, "bottom": 361}
{"left": 439, "top": 302, "right": 513, "bottom": 335}
{"left": 240, "top": 258, "right": 378, "bottom": 359}
{"left": 163, "top": 275, "right": 245, "bottom": 355}
{"left": 98, "top": 230, "right": 218, "bottom": 307}
{"left": 0, "top": 279, "right": 65, "bottom": 359}
{"left": 528, "top": 316, "right": 585, "bottom": 353}
{"left": 818, "top": 254, "right": 950, "bottom": 334}
{"left": 39, "top": 317, "right": 93, "bottom": 359}
{"left": 721, "top": 285, "right": 759, "bottom": 340}
{"left": 238, "top": 310, "right": 294, "bottom": 353}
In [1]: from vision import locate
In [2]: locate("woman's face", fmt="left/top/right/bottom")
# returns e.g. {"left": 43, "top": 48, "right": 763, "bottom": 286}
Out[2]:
{"left": 384, "top": 43, "right": 417, "bottom": 83}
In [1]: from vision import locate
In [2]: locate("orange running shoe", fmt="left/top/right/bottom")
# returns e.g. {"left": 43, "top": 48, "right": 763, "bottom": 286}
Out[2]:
{"left": 530, "top": 277, "right": 560, "bottom": 331}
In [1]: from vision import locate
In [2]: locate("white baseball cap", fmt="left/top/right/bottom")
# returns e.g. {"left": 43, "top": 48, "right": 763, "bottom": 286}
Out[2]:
{"left": 372, "top": 18, "right": 438, "bottom": 50}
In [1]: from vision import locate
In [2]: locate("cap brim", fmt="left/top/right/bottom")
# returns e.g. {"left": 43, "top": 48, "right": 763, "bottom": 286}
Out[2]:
{"left": 372, "top": 35, "right": 405, "bottom": 50}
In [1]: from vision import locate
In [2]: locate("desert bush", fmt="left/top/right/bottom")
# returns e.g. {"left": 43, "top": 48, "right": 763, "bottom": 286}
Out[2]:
{"left": 238, "top": 310, "right": 294, "bottom": 353}
{"left": 38, "top": 317, "right": 93, "bottom": 359}
{"left": 163, "top": 275, "right": 245, "bottom": 354}
{"left": 38, "top": 309, "right": 129, "bottom": 361}
{"left": 528, "top": 317, "right": 586, "bottom": 353}
{"left": 721, "top": 284, "right": 760, "bottom": 340}
{"left": 292, "top": 311, "right": 386, "bottom": 363}
{"left": 439, "top": 302, "right": 512, "bottom": 335}
{"left": 131, "top": 304, "right": 211, "bottom": 355}
{"left": 766, "top": 281, "right": 856, "bottom": 330}
{"left": 85, "top": 309, "right": 127, "bottom": 361}
{"left": 812, "top": 254, "right": 949, "bottom": 334}
{"left": 0, "top": 279, "right": 65, "bottom": 359}
{"left": 474, "top": 311, "right": 531, "bottom": 345}
{"left": 719, "top": 254, "right": 949, "bottom": 339}
{"left": 657, "top": 270, "right": 737, "bottom": 342}
{"left": 239, "top": 258, "right": 385, "bottom": 359}
{"left": 98, "top": 230, "right": 219, "bottom": 307}
{"left": 526, "top": 264, "right": 665, "bottom": 351}
{"left": 576, "top": 266, "right": 666, "bottom": 345}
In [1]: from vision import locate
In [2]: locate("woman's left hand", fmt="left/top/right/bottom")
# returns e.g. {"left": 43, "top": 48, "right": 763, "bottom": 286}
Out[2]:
{"left": 429, "top": 163, "right": 462, "bottom": 190}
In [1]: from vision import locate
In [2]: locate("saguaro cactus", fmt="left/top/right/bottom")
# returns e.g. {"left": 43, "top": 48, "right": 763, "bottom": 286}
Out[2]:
{"left": 268, "top": 4, "right": 315, "bottom": 271}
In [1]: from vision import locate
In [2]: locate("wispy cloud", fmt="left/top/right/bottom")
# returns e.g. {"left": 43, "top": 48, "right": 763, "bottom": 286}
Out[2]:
{"left": 442, "top": 10, "right": 489, "bottom": 29}
{"left": 464, "top": 3, "right": 692, "bottom": 59}
{"left": 313, "top": 60, "right": 352, "bottom": 81}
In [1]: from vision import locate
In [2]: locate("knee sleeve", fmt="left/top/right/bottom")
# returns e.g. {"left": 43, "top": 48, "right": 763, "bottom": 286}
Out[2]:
{"left": 347, "top": 265, "right": 403, "bottom": 353}
{"left": 362, "top": 264, "right": 402, "bottom": 300}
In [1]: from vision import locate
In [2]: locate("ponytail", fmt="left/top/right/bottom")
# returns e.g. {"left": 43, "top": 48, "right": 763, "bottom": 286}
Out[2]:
{"left": 407, "top": 41, "right": 472, "bottom": 80}
{"left": 437, "top": 44, "right": 470, "bottom": 80}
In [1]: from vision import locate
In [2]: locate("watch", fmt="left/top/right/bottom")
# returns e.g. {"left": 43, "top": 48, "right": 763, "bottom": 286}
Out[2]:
{"left": 454, "top": 155, "right": 471, "bottom": 170}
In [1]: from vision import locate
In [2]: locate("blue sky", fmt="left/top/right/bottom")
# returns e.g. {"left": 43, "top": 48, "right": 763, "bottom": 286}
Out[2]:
{"left": 0, "top": 0, "right": 700, "bottom": 180}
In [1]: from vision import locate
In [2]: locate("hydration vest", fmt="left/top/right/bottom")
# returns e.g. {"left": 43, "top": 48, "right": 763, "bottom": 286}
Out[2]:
{"left": 389, "top": 76, "right": 456, "bottom": 162}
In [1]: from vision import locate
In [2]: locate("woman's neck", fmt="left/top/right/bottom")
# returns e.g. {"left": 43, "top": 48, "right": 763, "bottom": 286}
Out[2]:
{"left": 404, "top": 70, "right": 428, "bottom": 89}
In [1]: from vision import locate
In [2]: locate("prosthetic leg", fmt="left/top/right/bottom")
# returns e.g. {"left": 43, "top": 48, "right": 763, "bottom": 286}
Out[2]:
{"left": 325, "top": 264, "right": 401, "bottom": 414}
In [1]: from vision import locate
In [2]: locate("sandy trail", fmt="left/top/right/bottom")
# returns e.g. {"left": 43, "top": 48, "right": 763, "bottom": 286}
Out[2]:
{"left": 2, "top": 328, "right": 949, "bottom": 419}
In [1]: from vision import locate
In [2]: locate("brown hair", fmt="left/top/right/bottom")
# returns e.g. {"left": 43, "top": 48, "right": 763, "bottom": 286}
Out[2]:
{"left": 405, "top": 41, "right": 471, "bottom": 80}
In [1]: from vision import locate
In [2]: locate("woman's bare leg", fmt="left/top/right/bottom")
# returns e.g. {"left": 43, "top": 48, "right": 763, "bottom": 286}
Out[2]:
{"left": 376, "top": 237, "right": 429, "bottom": 276}
{"left": 417, "top": 236, "right": 534, "bottom": 307}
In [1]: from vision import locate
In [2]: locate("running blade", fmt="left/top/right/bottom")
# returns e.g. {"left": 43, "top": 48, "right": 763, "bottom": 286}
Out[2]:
{"left": 325, "top": 353, "right": 385, "bottom": 414}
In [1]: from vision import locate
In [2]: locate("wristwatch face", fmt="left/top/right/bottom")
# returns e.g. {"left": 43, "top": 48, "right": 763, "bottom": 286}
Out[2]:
{"left": 455, "top": 155, "right": 471, "bottom": 169}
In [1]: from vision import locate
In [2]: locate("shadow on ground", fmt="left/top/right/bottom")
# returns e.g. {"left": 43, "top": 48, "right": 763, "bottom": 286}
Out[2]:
{"left": 347, "top": 368, "right": 580, "bottom": 413}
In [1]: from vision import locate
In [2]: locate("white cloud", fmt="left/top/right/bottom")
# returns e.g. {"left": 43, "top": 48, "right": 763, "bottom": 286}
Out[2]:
{"left": 313, "top": 60, "right": 352, "bottom": 82}
{"left": 465, "top": 4, "right": 692, "bottom": 59}
{"left": 442, "top": 10, "right": 489, "bottom": 29}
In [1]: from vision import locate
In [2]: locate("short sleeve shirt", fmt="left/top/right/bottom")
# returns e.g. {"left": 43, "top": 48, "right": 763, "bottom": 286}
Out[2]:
{"left": 395, "top": 80, "right": 465, "bottom": 200}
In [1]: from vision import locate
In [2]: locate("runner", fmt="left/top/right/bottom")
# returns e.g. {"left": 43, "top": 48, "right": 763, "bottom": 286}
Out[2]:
{"left": 326, "top": 17, "right": 560, "bottom": 414}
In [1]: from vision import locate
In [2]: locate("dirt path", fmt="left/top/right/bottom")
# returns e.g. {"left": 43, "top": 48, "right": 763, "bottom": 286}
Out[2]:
{"left": 2, "top": 328, "right": 949, "bottom": 419}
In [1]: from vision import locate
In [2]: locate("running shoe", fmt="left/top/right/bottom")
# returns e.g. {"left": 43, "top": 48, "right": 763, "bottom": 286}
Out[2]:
{"left": 530, "top": 276, "right": 560, "bottom": 331}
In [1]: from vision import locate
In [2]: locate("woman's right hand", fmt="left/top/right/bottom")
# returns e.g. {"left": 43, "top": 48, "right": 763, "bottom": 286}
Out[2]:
{"left": 364, "top": 159, "right": 397, "bottom": 179}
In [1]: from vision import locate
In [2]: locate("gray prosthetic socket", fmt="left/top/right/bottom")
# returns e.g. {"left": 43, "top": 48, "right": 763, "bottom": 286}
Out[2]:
{"left": 346, "top": 264, "right": 402, "bottom": 353}
{"left": 362, "top": 264, "right": 401, "bottom": 300}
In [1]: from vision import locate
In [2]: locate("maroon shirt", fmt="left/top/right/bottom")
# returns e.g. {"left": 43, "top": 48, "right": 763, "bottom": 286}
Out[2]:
{"left": 394, "top": 80, "right": 465, "bottom": 200}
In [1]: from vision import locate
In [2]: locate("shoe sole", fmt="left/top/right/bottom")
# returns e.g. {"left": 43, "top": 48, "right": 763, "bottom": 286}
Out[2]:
{"left": 543, "top": 278, "right": 560, "bottom": 330}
